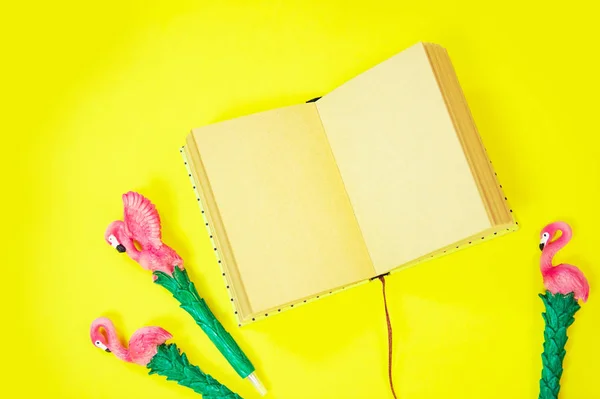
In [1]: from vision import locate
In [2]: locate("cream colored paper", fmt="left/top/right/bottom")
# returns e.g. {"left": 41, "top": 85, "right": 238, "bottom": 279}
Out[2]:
{"left": 185, "top": 42, "right": 516, "bottom": 322}
{"left": 190, "top": 103, "right": 374, "bottom": 314}
{"left": 316, "top": 43, "right": 491, "bottom": 274}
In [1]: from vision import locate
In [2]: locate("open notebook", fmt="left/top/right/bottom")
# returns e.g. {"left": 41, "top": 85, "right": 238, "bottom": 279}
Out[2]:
{"left": 182, "top": 42, "right": 518, "bottom": 325}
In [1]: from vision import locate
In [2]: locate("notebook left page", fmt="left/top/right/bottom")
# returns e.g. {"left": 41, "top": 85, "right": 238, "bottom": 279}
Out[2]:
{"left": 187, "top": 103, "right": 374, "bottom": 317}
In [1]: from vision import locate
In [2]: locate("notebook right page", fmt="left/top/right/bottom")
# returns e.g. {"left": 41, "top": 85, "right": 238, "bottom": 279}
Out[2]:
{"left": 316, "top": 42, "right": 491, "bottom": 275}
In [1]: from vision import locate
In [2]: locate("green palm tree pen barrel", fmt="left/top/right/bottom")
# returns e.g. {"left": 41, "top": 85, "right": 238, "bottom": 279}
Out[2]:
{"left": 537, "top": 221, "right": 590, "bottom": 399}
{"left": 153, "top": 267, "right": 264, "bottom": 393}
{"left": 105, "top": 191, "right": 266, "bottom": 395}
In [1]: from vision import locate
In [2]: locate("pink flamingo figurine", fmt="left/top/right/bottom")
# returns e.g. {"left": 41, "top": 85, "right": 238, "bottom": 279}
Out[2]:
{"left": 539, "top": 221, "right": 590, "bottom": 302}
{"left": 103, "top": 191, "right": 265, "bottom": 395}
{"left": 90, "top": 317, "right": 172, "bottom": 366}
{"left": 537, "top": 221, "right": 590, "bottom": 399}
{"left": 90, "top": 317, "right": 244, "bottom": 398}
{"left": 105, "top": 191, "right": 183, "bottom": 276}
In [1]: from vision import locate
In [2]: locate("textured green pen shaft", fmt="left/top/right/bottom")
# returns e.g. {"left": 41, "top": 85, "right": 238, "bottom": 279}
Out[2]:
{"left": 153, "top": 267, "right": 255, "bottom": 379}
{"left": 147, "top": 343, "right": 243, "bottom": 399}
{"left": 538, "top": 291, "right": 580, "bottom": 399}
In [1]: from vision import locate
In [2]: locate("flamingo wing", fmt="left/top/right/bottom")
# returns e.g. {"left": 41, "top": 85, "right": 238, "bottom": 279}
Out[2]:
{"left": 122, "top": 191, "right": 162, "bottom": 248}
{"left": 561, "top": 264, "right": 590, "bottom": 301}
{"left": 129, "top": 326, "right": 173, "bottom": 366}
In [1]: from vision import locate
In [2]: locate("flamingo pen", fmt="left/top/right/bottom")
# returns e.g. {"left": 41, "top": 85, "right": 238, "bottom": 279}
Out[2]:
{"left": 104, "top": 191, "right": 265, "bottom": 395}
{"left": 90, "top": 317, "right": 243, "bottom": 398}
{"left": 537, "top": 221, "right": 590, "bottom": 399}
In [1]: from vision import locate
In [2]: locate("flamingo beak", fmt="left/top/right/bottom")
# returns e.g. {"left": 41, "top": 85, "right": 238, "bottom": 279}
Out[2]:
{"left": 105, "top": 348, "right": 111, "bottom": 353}
{"left": 539, "top": 243, "right": 545, "bottom": 251}
{"left": 116, "top": 244, "right": 126, "bottom": 253}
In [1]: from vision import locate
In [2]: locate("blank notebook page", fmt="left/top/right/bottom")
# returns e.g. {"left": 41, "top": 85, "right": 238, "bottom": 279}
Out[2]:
{"left": 191, "top": 103, "right": 374, "bottom": 313}
{"left": 316, "top": 43, "right": 491, "bottom": 275}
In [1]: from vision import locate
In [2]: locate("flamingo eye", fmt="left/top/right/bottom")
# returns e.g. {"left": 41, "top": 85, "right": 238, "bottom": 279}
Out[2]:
{"left": 95, "top": 340, "right": 101, "bottom": 346}
{"left": 540, "top": 232, "right": 551, "bottom": 247}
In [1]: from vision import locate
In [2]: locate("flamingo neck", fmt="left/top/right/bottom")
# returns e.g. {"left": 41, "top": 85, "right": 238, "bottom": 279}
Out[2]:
{"left": 118, "top": 228, "right": 140, "bottom": 262}
{"left": 102, "top": 322, "right": 132, "bottom": 362}
{"left": 540, "top": 228, "right": 571, "bottom": 274}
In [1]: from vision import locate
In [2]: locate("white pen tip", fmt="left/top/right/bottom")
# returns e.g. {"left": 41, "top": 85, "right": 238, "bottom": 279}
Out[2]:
{"left": 247, "top": 372, "right": 267, "bottom": 396}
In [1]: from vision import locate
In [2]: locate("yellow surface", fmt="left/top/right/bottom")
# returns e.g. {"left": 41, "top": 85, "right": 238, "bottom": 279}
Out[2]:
{"left": 3, "top": 1, "right": 599, "bottom": 398}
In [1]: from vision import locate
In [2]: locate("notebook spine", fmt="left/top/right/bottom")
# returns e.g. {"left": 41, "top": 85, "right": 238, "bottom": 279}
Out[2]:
{"left": 180, "top": 146, "right": 243, "bottom": 326}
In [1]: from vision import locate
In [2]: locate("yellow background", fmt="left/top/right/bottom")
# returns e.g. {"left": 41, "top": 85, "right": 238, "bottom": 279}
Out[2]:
{"left": 3, "top": 1, "right": 599, "bottom": 398}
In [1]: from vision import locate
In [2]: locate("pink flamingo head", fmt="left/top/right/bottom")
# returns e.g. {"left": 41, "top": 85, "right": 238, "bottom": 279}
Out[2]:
{"left": 104, "top": 221, "right": 127, "bottom": 254}
{"left": 90, "top": 317, "right": 173, "bottom": 366}
{"left": 539, "top": 221, "right": 572, "bottom": 252}
{"left": 90, "top": 317, "right": 115, "bottom": 353}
